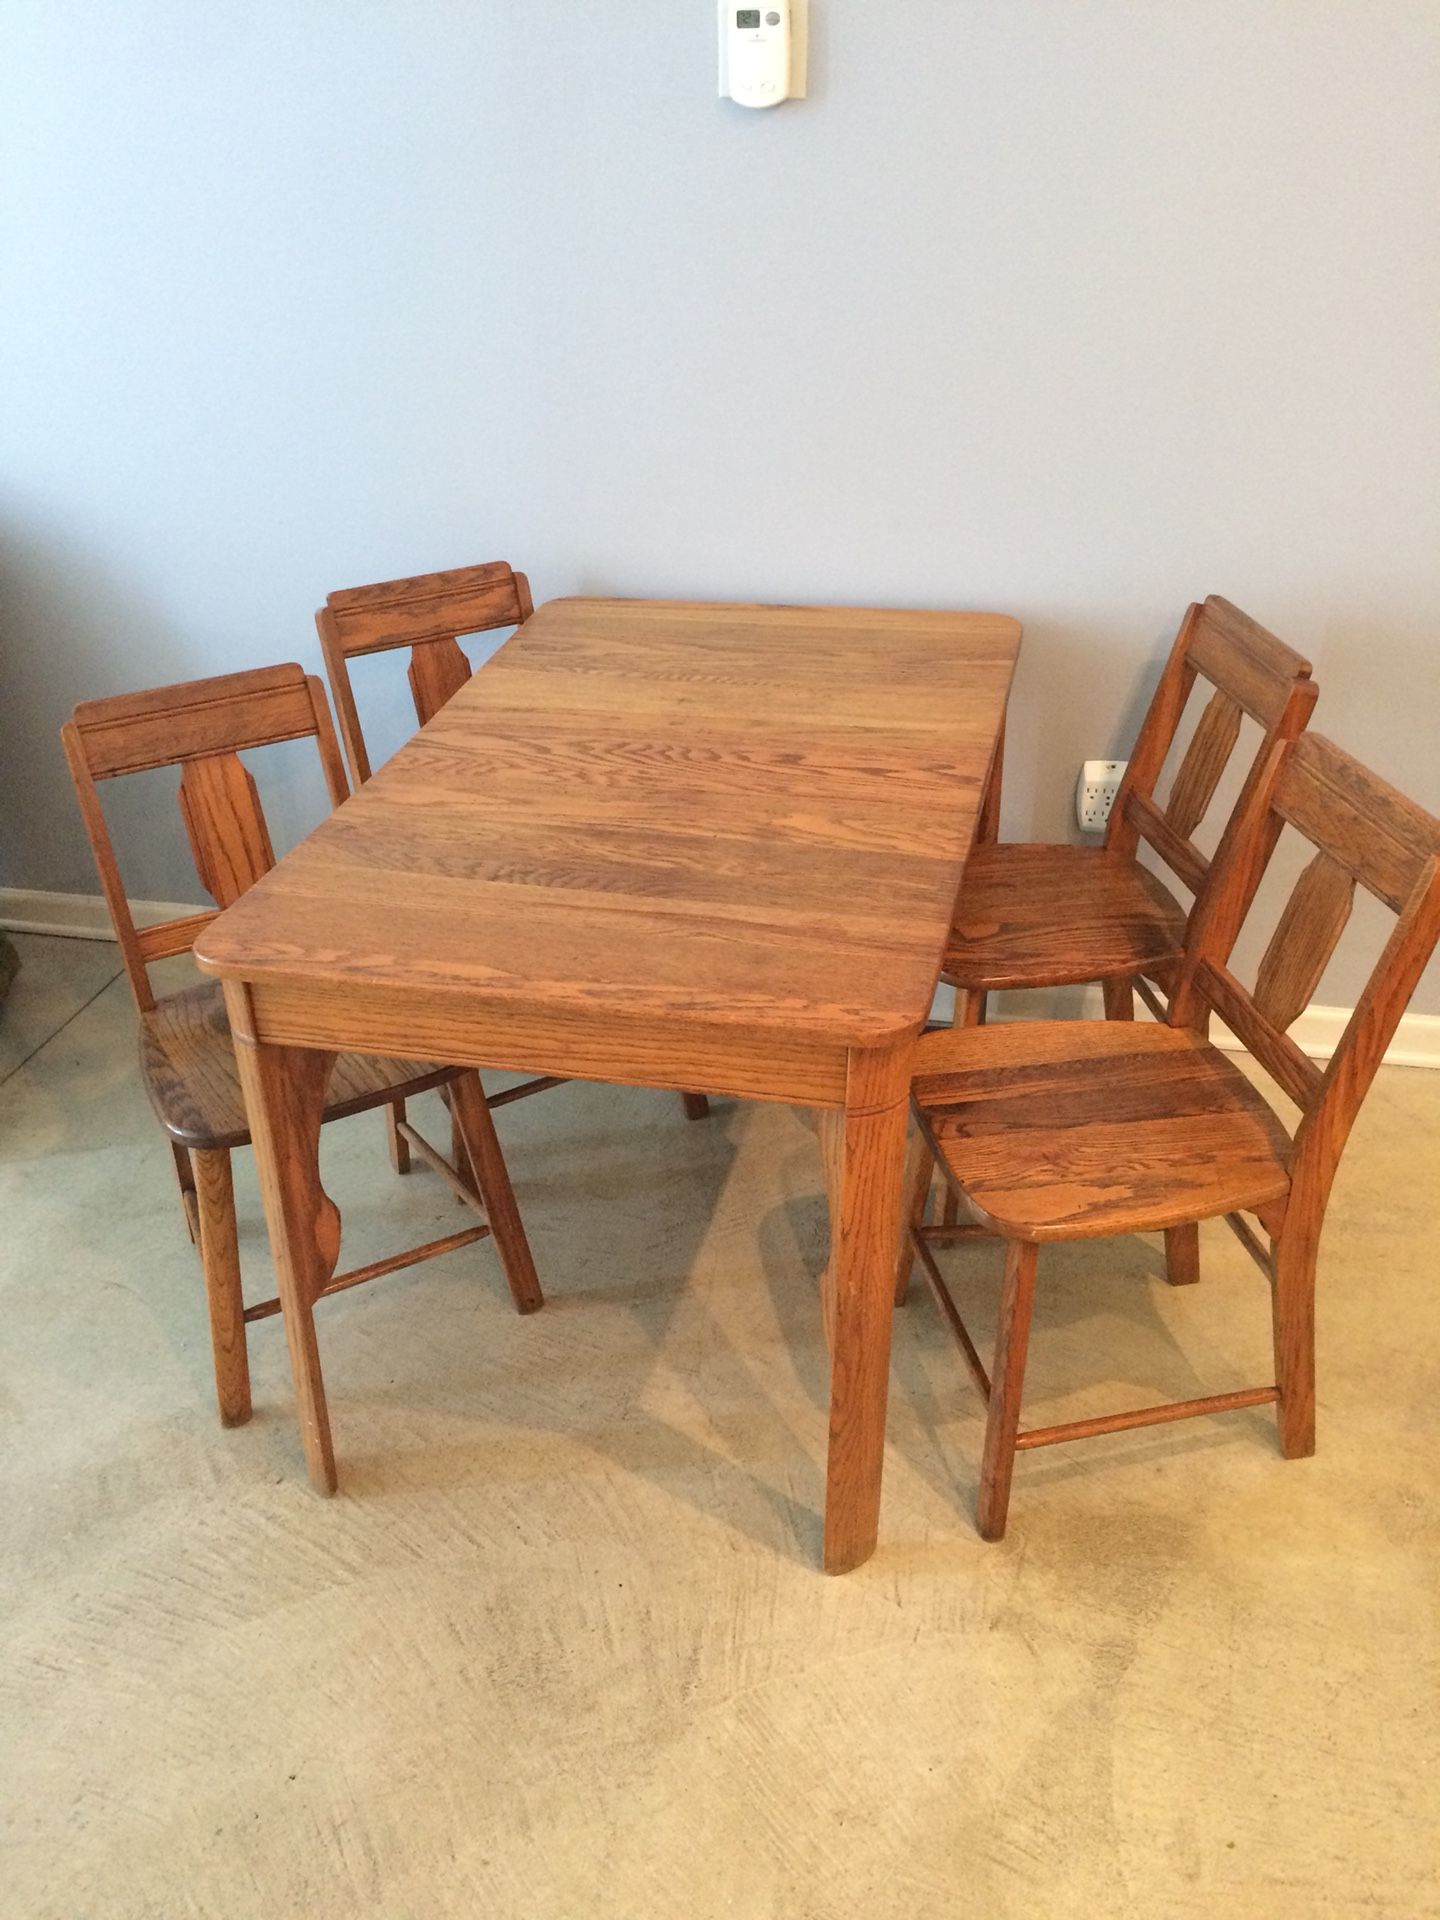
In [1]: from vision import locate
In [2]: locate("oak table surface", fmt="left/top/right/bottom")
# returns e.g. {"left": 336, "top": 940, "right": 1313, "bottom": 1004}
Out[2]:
{"left": 196, "top": 597, "right": 1020, "bottom": 1571}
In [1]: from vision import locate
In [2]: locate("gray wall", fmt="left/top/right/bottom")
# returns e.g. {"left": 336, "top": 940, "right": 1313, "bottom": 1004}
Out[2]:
{"left": 3, "top": 3, "right": 1437, "bottom": 1007}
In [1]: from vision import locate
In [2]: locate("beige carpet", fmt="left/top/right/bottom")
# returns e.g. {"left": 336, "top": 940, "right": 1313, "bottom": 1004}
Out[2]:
{"left": 2, "top": 932, "right": 1437, "bottom": 1919}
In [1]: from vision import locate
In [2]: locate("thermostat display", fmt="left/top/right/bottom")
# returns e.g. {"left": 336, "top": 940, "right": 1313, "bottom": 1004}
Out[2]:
{"left": 721, "top": 0, "right": 791, "bottom": 108}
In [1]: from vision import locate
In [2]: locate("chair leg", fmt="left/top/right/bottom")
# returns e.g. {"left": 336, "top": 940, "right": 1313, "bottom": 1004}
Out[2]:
{"left": 1102, "top": 975, "right": 1135, "bottom": 1020}
{"left": 1271, "top": 1233, "right": 1317, "bottom": 1459}
{"left": 448, "top": 1071, "right": 544, "bottom": 1314}
{"left": 193, "top": 1147, "right": 251, "bottom": 1427}
{"left": 895, "top": 1128, "right": 935, "bottom": 1305}
{"left": 1164, "top": 1222, "right": 1200, "bottom": 1287}
{"left": 940, "top": 990, "right": 986, "bottom": 1226}
{"left": 681, "top": 1093, "right": 711, "bottom": 1120}
{"left": 171, "top": 1141, "right": 199, "bottom": 1244}
{"left": 976, "top": 1240, "right": 1039, "bottom": 1541}
{"left": 950, "top": 986, "right": 988, "bottom": 1030}
{"left": 385, "top": 1098, "right": 411, "bottom": 1175}
{"left": 441, "top": 1090, "right": 482, "bottom": 1202}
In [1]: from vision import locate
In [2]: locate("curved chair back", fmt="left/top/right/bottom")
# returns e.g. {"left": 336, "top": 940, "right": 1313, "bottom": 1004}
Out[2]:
{"left": 61, "top": 665, "right": 347, "bottom": 1012}
{"left": 316, "top": 562, "right": 533, "bottom": 788}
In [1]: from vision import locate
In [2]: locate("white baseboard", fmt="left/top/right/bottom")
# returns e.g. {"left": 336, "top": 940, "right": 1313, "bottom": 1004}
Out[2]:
{"left": 6, "top": 887, "right": 1438, "bottom": 1071}
{"left": 1281, "top": 1004, "right": 1440, "bottom": 1071}
{"left": 0, "top": 887, "right": 205, "bottom": 940}
{"left": 930, "top": 982, "right": 1440, "bottom": 1070}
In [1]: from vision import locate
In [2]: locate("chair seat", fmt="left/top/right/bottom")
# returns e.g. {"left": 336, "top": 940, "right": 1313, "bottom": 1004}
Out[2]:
{"left": 913, "top": 1021, "right": 1293, "bottom": 1242}
{"left": 139, "top": 982, "right": 457, "bottom": 1150}
{"left": 942, "top": 844, "right": 1188, "bottom": 992}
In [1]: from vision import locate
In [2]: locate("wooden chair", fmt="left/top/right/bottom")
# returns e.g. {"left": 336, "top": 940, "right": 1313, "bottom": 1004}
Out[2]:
{"left": 898, "top": 731, "right": 1440, "bottom": 1540}
{"left": 316, "top": 560, "right": 711, "bottom": 1122}
{"left": 944, "top": 596, "right": 1317, "bottom": 1028}
{"left": 317, "top": 561, "right": 536, "bottom": 790}
{"left": 940, "top": 595, "right": 1318, "bottom": 1278}
{"left": 61, "top": 664, "right": 543, "bottom": 1452}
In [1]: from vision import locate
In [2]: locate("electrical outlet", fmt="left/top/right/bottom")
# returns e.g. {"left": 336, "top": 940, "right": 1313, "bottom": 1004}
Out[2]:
{"left": 1076, "top": 759, "right": 1126, "bottom": 833}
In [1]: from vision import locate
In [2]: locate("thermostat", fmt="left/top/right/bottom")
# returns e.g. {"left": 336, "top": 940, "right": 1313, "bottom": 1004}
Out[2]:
{"left": 718, "top": 0, "right": 808, "bottom": 107}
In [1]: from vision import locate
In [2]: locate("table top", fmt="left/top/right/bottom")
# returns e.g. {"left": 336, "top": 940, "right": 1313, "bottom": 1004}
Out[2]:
{"left": 195, "top": 598, "right": 1020, "bottom": 1048}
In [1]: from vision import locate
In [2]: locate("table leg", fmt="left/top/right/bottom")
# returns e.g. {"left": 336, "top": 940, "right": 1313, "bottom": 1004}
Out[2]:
{"left": 976, "top": 711, "right": 1005, "bottom": 845}
{"left": 816, "top": 1109, "right": 843, "bottom": 1356}
{"left": 224, "top": 982, "right": 341, "bottom": 1494}
{"left": 822, "top": 1044, "right": 911, "bottom": 1575}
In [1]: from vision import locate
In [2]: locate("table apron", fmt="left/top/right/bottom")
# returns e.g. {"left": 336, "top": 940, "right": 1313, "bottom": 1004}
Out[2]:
{"left": 229, "top": 977, "right": 854, "bottom": 1109}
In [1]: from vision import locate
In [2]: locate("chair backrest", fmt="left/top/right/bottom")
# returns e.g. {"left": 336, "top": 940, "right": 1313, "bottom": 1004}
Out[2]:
{"left": 61, "top": 664, "right": 348, "bottom": 1013}
{"left": 1171, "top": 731, "right": 1440, "bottom": 1218}
{"left": 1105, "top": 596, "right": 1317, "bottom": 920}
{"left": 316, "top": 561, "right": 534, "bottom": 789}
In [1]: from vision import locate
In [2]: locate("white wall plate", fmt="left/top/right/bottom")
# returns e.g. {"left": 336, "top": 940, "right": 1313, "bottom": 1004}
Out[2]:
{"left": 718, "top": 0, "right": 809, "bottom": 103}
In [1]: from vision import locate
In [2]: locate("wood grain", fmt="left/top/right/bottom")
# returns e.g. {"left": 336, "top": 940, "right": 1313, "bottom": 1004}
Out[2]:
{"left": 943, "top": 595, "right": 1315, "bottom": 1006}
{"left": 975, "top": 1241, "right": 1037, "bottom": 1541}
{"left": 913, "top": 729, "right": 1440, "bottom": 1539}
{"left": 318, "top": 562, "right": 710, "bottom": 1123}
{"left": 201, "top": 600, "right": 1022, "bottom": 1046}
{"left": 910, "top": 1020, "right": 1294, "bottom": 1243}
{"left": 1252, "top": 849, "right": 1355, "bottom": 1032}
{"left": 240, "top": 973, "right": 851, "bottom": 1108}
{"left": 63, "top": 659, "right": 544, "bottom": 1470}
{"left": 1118, "top": 794, "right": 1209, "bottom": 896}
{"left": 406, "top": 637, "right": 474, "bottom": 736}
{"left": 1272, "top": 732, "right": 1440, "bottom": 914}
{"left": 178, "top": 753, "right": 275, "bottom": 908}
{"left": 1163, "top": 689, "right": 1243, "bottom": 840}
{"left": 225, "top": 1002, "right": 342, "bottom": 1493}
{"left": 193, "top": 1147, "right": 249, "bottom": 1426}
{"left": 197, "top": 597, "right": 1021, "bottom": 1569}
{"left": 1194, "top": 959, "right": 1323, "bottom": 1110}
{"left": 976, "top": 715, "right": 1005, "bottom": 846}
{"left": 448, "top": 1071, "right": 544, "bottom": 1316}
{"left": 62, "top": 667, "right": 348, "bottom": 1011}
{"left": 322, "top": 562, "right": 531, "bottom": 656}
{"left": 66, "top": 666, "right": 328, "bottom": 778}
{"left": 317, "top": 560, "right": 532, "bottom": 788}
{"left": 1184, "top": 596, "right": 1316, "bottom": 729}
{"left": 138, "top": 980, "right": 460, "bottom": 1150}
{"left": 943, "top": 845, "right": 1187, "bottom": 992}
{"left": 823, "top": 1042, "right": 911, "bottom": 1574}
{"left": 1163, "top": 1222, "right": 1201, "bottom": 1288}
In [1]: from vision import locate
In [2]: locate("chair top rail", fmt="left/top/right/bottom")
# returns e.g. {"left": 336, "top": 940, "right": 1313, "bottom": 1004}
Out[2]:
{"left": 69, "top": 664, "right": 322, "bottom": 779}
{"left": 1274, "top": 732, "right": 1440, "bottom": 914}
{"left": 1188, "top": 595, "right": 1313, "bottom": 730}
{"left": 320, "top": 562, "right": 530, "bottom": 659}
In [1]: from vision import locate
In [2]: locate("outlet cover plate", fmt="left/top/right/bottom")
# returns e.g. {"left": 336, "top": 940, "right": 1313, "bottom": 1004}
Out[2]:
{"left": 1076, "top": 758, "right": 1126, "bottom": 833}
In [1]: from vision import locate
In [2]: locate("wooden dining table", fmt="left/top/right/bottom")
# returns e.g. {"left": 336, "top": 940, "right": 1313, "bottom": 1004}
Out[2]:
{"left": 194, "top": 596, "right": 1020, "bottom": 1572}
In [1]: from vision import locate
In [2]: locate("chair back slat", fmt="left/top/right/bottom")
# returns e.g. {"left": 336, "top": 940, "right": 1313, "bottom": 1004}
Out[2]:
{"left": 317, "top": 561, "right": 533, "bottom": 788}
{"left": 1163, "top": 688, "right": 1242, "bottom": 840}
{"left": 1106, "top": 598, "right": 1315, "bottom": 926}
{"left": 407, "top": 635, "right": 474, "bottom": 726}
{"left": 1173, "top": 731, "right": 1440, "bottom": 1211}
{"left": 62, "top": 665, "right": 346, "bottom": 1011}
{"left": 178, "top": 752, "right": 277, "bottom": 907}
{"left": 1251, "top": 849, "right": 1355, "bottom": 1033}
